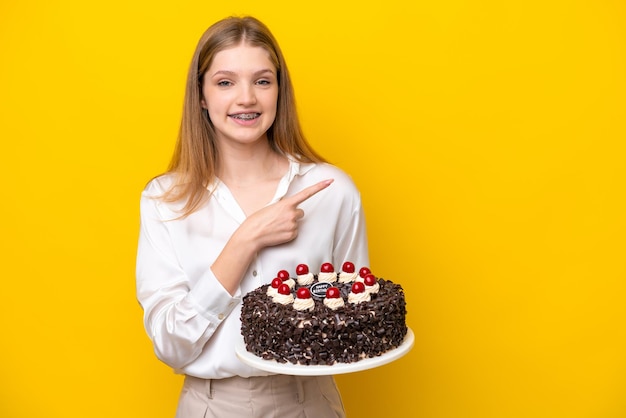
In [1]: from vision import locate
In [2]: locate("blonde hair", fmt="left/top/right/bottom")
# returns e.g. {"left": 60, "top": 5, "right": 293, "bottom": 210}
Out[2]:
{"left": 161, "top": 16, "right": 325, "bottom": 217}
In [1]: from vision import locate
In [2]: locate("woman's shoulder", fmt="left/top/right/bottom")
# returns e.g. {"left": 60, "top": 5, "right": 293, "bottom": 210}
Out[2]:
{"left": 140, "top": 173, "right": 191, "bottom": 217}
{"left": 142, "top": 172, "right": 179, "bottom": 198}
{"left": 308, "top": 162, "right": 357, "bottom": 186}
{"left": 297, "top": 162, "right": 361, "bottom": 199}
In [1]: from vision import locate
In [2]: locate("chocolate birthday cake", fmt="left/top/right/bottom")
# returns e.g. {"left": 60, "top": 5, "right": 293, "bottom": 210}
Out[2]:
{"left": 240, "top": 262, "right": 407, "bottom": 365}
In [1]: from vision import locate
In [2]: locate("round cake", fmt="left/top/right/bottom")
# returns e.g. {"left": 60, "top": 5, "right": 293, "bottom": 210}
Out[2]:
{"left": 240, "top": 262, "right": 408, "bottom": 365}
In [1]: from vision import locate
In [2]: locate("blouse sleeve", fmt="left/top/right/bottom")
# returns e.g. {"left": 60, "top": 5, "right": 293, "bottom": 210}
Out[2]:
{"left": 135, "top": 180, "right": 240, "bottom": 370}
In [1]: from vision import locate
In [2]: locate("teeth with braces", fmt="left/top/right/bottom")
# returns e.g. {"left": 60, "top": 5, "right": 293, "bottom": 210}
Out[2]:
{"left": 232, "top": 113, "right": 259, "bottom": 120}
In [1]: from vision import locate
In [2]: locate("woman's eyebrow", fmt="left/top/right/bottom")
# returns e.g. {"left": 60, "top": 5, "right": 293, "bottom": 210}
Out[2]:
{"left": 211, "top": 68, "right": 275, "bottom": 77}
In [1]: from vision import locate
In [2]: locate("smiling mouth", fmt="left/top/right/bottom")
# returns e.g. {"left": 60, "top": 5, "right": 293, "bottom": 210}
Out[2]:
{"left": 231, "top": 113, "right": 260, "bottom": 120}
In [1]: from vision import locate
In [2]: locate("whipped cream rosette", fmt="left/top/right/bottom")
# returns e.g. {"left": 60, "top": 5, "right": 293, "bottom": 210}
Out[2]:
{"left": 293, "top": 287, "right": 315, "bottom": 311}
{"left": 295, "top": 263, "right": 314, "bottom": 286}
{"left": 363, "top": 273, "right": 380, "bottom": 294}
{"left": 323, "top": 286, "right": 345, "bottom": 310}
{"left": 266, "top": 277, "right": 281, "bottom": 297}
{"left": 276, "top": 269, "right": 295, "bottom": 288}
{"left": 338, "top": 261, "right": 358, "bottom": 283}
{"left": 272, "top": 283, "right": 294, "bottom": 305}
{"left": 348, "top": 282, "right": 371, "bottom": 304}
{"left": 318, "top": 262, "right": 337, "bottom": 283}
{"left": 355, "top": 266, "right": 371, "bottom": 283}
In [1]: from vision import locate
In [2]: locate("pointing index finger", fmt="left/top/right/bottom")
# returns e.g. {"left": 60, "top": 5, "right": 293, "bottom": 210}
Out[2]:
{"left": 286, "top": 179, "right": 334, "bottom": 206}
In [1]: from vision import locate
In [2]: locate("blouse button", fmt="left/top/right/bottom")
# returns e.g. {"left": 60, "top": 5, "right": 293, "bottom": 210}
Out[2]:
{"left": 218, "top": 313, "right": 225, "bottom": 320}
{"left": 252, "top": 270, "right": 258, "bottom": 277}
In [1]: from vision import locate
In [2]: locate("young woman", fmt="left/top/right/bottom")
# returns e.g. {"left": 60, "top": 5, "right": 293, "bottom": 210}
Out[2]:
{"left": 136, "top": 16, "right": 369, "bottom": 417}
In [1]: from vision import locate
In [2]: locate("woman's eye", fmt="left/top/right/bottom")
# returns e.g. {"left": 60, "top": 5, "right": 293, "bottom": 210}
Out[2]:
{"left": 217, "top": 80, "right": 232, "bottom": 87}
{"left": 257, "top": 79, "right": 271, "bottom": 86}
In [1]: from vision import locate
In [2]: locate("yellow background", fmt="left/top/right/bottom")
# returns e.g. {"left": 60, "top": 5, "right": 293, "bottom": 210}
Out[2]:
{"left": 1, "top": 0, "right": 625, "bottom": 417}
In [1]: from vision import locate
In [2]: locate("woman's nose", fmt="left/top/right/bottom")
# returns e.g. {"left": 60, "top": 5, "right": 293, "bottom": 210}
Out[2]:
{"left": 236, "top": 85, "right": 257, "bottom": 106}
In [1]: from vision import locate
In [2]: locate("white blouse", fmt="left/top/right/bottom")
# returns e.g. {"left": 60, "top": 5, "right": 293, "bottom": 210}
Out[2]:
{"left": 136, "top": 160, "right": 369, "bottom": 379}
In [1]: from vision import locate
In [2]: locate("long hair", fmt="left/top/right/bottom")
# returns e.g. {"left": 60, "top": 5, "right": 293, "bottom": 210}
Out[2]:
{"left": 161, "top": 16, "right": 325, "bottom": 217}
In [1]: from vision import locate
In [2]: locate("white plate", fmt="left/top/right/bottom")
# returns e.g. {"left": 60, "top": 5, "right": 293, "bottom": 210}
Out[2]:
{"left": 235, "top": 328, "right": 414, "bottom": 376}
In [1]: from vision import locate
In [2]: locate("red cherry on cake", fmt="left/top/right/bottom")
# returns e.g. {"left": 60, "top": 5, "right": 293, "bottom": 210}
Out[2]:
{"left": 342, "top": 261, "right": 355, "bottom": 273}
{"left": 351, "top": 282, "right": 366, "bottom": 294}
{"left": 364, "top": 274, "right": 377, "bottom": 287}
{"left": 278, "top": 283, "right": 291, "bottom": 295}
{"left": 277, "top": 270, "right": 290, "bottom": 281}
{"left": 359, "top": 267, "right": 371, "bottom": 278}
{"left": 296, "top": 264, "right": 309, "bottom": 275}
{"left": 321, "top": 262, "right": 334, "bottom": 273}
{"left": 296, "top": 288, "right": 311, "bottom": 299}
{"left": 271, "top": 277, "right": 282, "bottom": 288}
{"left": 325, "top": 287, "right": 341, "bottom": 299}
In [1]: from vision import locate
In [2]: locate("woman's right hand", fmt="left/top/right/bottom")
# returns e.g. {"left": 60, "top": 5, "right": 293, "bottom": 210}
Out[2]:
{"left": 242, "top": 179, "right": 334, "bottom": 249}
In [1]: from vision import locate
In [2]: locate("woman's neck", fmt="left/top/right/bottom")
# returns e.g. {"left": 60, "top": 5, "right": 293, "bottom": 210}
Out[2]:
{"left": 216, "top": 141, "right": 288, "bottom": 188}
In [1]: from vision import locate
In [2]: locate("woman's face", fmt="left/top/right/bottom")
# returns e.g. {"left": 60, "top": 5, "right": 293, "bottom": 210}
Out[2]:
{"left": 201, "top": 43, "right": 279, "bottom": 149}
